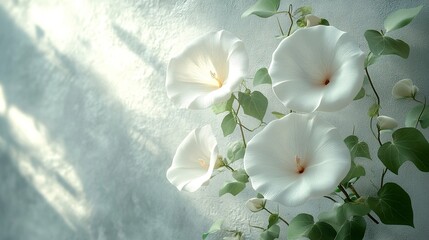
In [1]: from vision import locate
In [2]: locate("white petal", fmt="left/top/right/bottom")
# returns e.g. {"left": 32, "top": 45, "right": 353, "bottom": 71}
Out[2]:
{"left": 166, "top": 30, "right": 248, "bottom": 109}
{"left": 392, "top": 78, "right": 415, "bottom": 99}
{"left": 166, "top": 125, "right": 218, "bottom": 192}
{"left": 306, "top": 15, "right": 322, "bottom": 27}
{"left": 377, "top": 115, "right": 398, "bottom": 130}
{"left": 269, "top": 26, "right": 364, "bottom": 112}
{"left": 244, "top": 113, "right": 350, "bottom": 207}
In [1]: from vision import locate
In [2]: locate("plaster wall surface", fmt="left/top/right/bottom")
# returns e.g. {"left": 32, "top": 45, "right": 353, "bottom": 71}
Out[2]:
{"left": 0, "top": 0, "right": 428, "bottom": 239}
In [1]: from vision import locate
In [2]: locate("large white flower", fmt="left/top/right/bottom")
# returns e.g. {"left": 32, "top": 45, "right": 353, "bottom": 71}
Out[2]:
{"left": 166, "top": 30, "right": 248, "bottom": 109}
{"left": 166, "top": 125, "right": 219, "bottom": 192}
{"left": 244, "top": 113, "right": 350, "bottom": 207}
{"left": 269, "top": 26, "right": 365, "bottom": 112}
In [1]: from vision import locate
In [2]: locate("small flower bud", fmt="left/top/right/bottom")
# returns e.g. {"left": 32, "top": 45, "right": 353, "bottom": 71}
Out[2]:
{"left": 392, "top": 78, "right": 418, "bottom": 99}
{"left": 305, "top": 15, "right": 322, "bottom": 27}
{"left": 377, "top": 115, "right": 398, "bottom": 130}
{"left": 214, "top": 156, "right": 224, "bottom": 169}
{"left": 245, "top": 197, "right": 266, "bottom": 212}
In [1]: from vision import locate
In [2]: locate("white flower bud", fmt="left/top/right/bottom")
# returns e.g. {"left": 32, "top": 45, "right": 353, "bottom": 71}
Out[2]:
{"left": 305, "top": 15, "right": 322, "bottom": 27}
{"left": 392, "top": 78, "right": 418, "bottom": 99}
{"left": 245, "top": 197, "right": 266, "bottom": 212}
{"left": 377, "top": 115, "right": 398, "bottom": 130}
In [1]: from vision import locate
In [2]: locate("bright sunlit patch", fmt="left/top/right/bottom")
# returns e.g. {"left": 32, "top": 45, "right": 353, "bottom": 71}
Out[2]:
{"left": 6, "top": 106, "right": 90, "bottom": 231}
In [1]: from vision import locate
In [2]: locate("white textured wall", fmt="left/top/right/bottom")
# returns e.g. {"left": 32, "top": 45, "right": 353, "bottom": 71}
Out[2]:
{"left": 0, "top": 0, "right": 428, "bottom": 239}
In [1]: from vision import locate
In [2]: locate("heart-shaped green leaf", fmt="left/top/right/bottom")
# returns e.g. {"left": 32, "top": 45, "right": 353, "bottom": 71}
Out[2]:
{"left": 405, "top": 105, "right": 429, "bottom": 129}
{"left": 238, "top": 91, "right": 268, "bottom": 121}
{"left": 242, "top": 0, "right": 281, "bottom": 18}
{"left": 334, "top": 216, "right": 366, "bottom": 240}
{"left": 378, "top": 128, "right": 429, "bottom": 174}
{"left": 364, "top": 30, "right": 410, "bottom": 59}
{"left": 253, "top": 67, "right": 272, "bottom": 86}
{"left": 219, "top": 181, "right": 246, "bottom": 197}
{"left": 384, "top": 6, "right": 423, "bottom": 33}
{"left": 367, "top": 182, "right": 414, "bottom": 227}
{"left": 221, "top": 112, "right": 236, "bottom": 136}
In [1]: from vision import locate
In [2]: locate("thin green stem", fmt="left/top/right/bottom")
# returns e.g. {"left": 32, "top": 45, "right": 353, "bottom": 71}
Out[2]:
{"left": 232, "top": 94, "right": 247, "bottom": 148}
{"left": 365, "top": 67, "right": 381, "bottom": 108}
{"left": 380, "top": 167, "right": 388, "bottom": 188}
{"left": 286, "top": 5, "right": 294, "bottom": 36}
{"left": 324, "top": 196, "right": 337, "bottom": 203}
{"left": 345, "top": 184, "right": 380, "bottom": 224}
{"left": 338, "top": 185, "right": 352, "bottom": 202}
{"left": 349, "top": 184, "right": 361, "bottom": 198}
{"left": 263, "top": 208, "right": 289, "bottom": 226}
{"left": 414, "top": 96, "right": 426, "bottom": 128}
{"left": 276, "top": 17, "right": 284, "bottom": 36}
{"left": 224, "top": 164, "right": 236, "bottom": 172}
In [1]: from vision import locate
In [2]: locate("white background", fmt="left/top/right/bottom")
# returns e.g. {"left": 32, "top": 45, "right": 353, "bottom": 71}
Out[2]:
{"left": 0, "top": 0, "right": 428, "bottom": 239}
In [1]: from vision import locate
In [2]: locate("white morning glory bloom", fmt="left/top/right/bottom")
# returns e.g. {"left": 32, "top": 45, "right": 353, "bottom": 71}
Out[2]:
{"left": 392, "top": 78, "right": 419, "bottom": 99}
{"left": 269, "top": 26, "right": 365, "bottom": 112}
{"left": 166, "top": 30, "right": 248, "bottom": 109}
{"left": 166, "top": 125, "right": 220, "bottom": 192}
{"left": 244, "top": 113, "right": 350, "bottom": 207}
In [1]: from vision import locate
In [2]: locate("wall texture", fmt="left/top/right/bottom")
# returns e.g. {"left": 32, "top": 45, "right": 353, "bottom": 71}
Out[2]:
{"left": 0, "top": 0, "right": 428, "bottom": 239}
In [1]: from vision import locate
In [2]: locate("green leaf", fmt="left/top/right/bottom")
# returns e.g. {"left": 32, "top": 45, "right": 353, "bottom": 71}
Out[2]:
{"left": 232, "top": 169, "right": 249, "bottom": 183}
{"left": 253, "top": 68, "right": 272, "bottom": 86}
{"left": 219, "top": 182, "right": 246, "bottom": 197}
{"left": 405, "top": 105, "right": 429, "bottom": 129}
{"left": 353, "top": 88, "right": 365, "bottom": 101}
{"left": 242, "top": 0, "right": 281, "bottom": 18}
{"left": 260, "top": 224, "right": 280, "bottom": 240}
{"left": 307, "top": 222, "right": 336, "bottom": 240}
{"left": 378, "top": 127, "right": 429, "bottom": 174}
{"left": 238, "top": 91, "right": 268, "bottom": 121}
{"left": 221, "top": 112, "right": 236, "bottom": 136}
{"left": 268, "top": 214, "right": 279, "bottom": 228}
{"left": 320, "top": 18, "right": 330, "bottom": 26}
{"left": 334, "top": 216, "right": 366, "bottom": 240}
{"left": 318, "top": 202, "right": 370, "bottom": 231}
{"left": 287, "top": 213, "right": 315, "bottom": 240}
{"left": 367, "top": 103, "right": 380, "bottom": 117}
{"left": 227, "top": 141, "right": 245, "bottom": 163}
{"left": 202, "top": 219, "right": 223, "bottom": 239}
{"left": 341, "top": 161, "right": 366, "bottom": 184}
{"left": 384, "top": 6, "right": 423, "bottom": 33}
{"left": 364, "top": 30, "right": 410, "bottom": 59}
{"left": 296, "top": 17, "right": 306, "bottom": 28}
{"left": 212, "top": 95, "right": 234, "bottom": 114}
{"left": 344, "top": 135, "right": 371, "bottom": 160}
{"left": 367, "top": 182, "right": 414, "bottom": 227}
{"left": 272, "top": 111, "right": 285, "bottom": 119}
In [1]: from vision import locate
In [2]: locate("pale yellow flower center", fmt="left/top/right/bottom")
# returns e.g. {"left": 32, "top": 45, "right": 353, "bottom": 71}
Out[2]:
{"left": 198, "top": 159, "right": 209, "bottom": 170}
{"left": 295, "top": 155, "right": 305, "bottom": 174}
{"left": 210, "top": 71, "right": 223, "bottom": 88}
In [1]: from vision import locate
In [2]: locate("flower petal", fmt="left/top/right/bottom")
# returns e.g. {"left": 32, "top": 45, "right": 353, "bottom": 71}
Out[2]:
{"left": 244, "top": 113, "right": 350, "bottom": 206}
{"left": 269, "top": 26, "right": 364, "bottom": 112}
{"left": 166, "top": 125, "right": 219, "bottom": 192}
{"left": 166, "top": 30, "right": 248, "bottom": 109}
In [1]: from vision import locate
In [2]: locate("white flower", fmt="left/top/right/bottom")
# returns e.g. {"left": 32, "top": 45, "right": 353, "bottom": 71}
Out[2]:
{"left": 269, "top": 26, "right": 365, "bottom": 112}
{"left": 392, "top": 78, "right": 419, "bottom": 99}
{"left": 166, "top": 125, "right": 219, "bottom": 192}
{"left": 244, "top": 113, "right": 350, "bottom": 207}
{"left": 245, "top": 197, "right": 266, "bottom": 212}
{"left": 305, "top": 15, "right": 322, "bottom": 27}
{"left": 166, "top": 30, "right": 248, "bottom": 109}
{"left": 377, "top": 115, "right": 398, "bottom": 130}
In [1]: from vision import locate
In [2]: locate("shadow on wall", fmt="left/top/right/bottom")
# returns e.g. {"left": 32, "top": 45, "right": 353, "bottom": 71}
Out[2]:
{"left": 0, "top": 4, "right": 210, "bottom": 240}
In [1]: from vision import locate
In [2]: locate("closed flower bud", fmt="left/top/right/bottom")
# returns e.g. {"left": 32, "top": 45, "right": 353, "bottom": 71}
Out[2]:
{"left": 245, "top": 197, "right": 266, "bottom": 212}
{"left": 377, "top": 115, "right": 398, "bottom": 130}
{"left": 305, "top": 15, "right": 322, "bottom": 27}
{"left": 392, "top": 78, "right": 418, "bottom": 99}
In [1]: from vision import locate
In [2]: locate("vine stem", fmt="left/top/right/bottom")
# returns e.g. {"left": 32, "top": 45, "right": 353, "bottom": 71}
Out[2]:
{"left": 414, "top": 96, "right": 427, "bottom": 128}
{"left": 380, "top": 168, "right": 388, "bottom": 187}
{"left": 263, "top": 208, "right": 289, "bottom": 226}
{"left": 232, "top": 94, "right": 247, "bottom": 148}
{"left": 286, "top": 4, "right": 294, "bottom": 36}
{"left": 365, "top": 67, "right": 380, "bottom": 107}
{"left": 340, "top": 184, "right": 380, "bottom": 224}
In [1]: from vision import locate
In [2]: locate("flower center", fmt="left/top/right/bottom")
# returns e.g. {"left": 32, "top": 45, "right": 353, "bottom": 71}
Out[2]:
{"left": 198, "top": 159, "right": 209, "bottom": 170}
{"left": 210, "top": 71, "right": 223, "bottom": 88}
{"left": 323, "top": 78, "right": 330, "bottom": 85}
{"left": 295, "top": 155, "right": 305, "bottom": 174}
